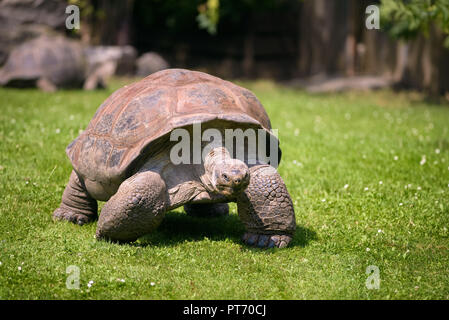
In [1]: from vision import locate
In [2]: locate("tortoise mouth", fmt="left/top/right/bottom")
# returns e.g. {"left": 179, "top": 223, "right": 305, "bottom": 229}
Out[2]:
{"left": 215, "top": 185, "right": 234, "bottom": 196}
{"left": 215, "top": 182, "right": 248, "bottom": 197}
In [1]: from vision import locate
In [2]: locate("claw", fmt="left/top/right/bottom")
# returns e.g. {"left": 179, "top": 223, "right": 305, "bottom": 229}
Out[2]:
{"left": 278, "top": 235, "right": 291, "bottom": 248}
{"left": 270, "top": 235, "right": 280, "bottom": 246}
{"left": 53, "top": 207, "right": 92, "bottom": 226}
{"left": 242, "top": 232, "right": 292, "bottom": 248}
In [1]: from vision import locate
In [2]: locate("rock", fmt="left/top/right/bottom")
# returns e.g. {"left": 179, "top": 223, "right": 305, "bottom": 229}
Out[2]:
{"left": 136, "top": 52, "right": 169, "bottom": 77}
{"left": 0, "top": 0, "right": 68, "bottom": 65}
{"left": 286, "top": 74, "right": 393, "bottom": 93}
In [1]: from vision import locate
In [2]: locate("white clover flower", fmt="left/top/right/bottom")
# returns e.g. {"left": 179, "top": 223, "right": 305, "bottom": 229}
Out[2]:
{"left": 420, "top": 156, "right": 426, "bottom": 165}
{"left": 292, "top": 160, "right": 302, "bottom": 167}
{"left": 417, "top": 186, "right": 421, "bottom": 190}
{"left": 18, "top": 266, "right": 22, "bottom": 271}
{"left": 394, "top": 156, "right": 398, "bottom": 161}
{"left": 150, "top": 282, "right": 155, "bottom": 286}
{"left": 344, "top": 184, "right": 349, "bottom": 189}
{"left": 399, "top": 203, "right": 403, "bottom": 206}
{"left": 321, "top": 199, "right": 326, "bottom": 202}
{"left": 435, "top": 149, "right": 440, "bottom": 154}
{"left": 379, "top": 181, "right": 383, "bottom": 185}
{"left": 55, "top": 128, "right": 61, "bottom": 134}
{"left": 364, "top": 187, "right": 369, "bottom": 191}
{"left": 366, "top": 248, "right": 370, "bottom": 252}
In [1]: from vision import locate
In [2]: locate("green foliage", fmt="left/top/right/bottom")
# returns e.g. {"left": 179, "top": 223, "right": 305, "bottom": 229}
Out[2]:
{"left": 380, "top": 0, "right": 449, "bottom": 47}
{"left": 195, "top": 0, "right": 284, "bottom": 34}
{"left": 132, "top": 0, "right": 291, "bottom": 36}
{"left": 197, "top": 0, "right": 220, "bottom": 35}
{"left": 68, "top": 0, "right": 94, "bottom": 18}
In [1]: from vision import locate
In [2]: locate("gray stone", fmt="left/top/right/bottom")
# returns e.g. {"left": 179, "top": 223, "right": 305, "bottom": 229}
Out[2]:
{"left": 136, "top": 52, "right": 169, "bottom": 77}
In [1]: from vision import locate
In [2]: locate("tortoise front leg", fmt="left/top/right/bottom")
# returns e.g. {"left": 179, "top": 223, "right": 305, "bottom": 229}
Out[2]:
{"left": 96, "top": 171, "right": 168, "bottom": 243}
{"left": 236, "top": 165, "right": 296, "bottom": 248}
{"left": 53, "top": 170, "right": 98, "bottom": 225}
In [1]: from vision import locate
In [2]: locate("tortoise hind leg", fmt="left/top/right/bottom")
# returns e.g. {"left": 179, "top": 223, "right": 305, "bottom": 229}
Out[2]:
{"left": 184, "top": 203, "right": 229, "bottom": 218}
{"left": 53, "top": 170, "right": 98, "bottom": 225}
{"left": 96, "top": 171, "right": 168, "bottom": 243}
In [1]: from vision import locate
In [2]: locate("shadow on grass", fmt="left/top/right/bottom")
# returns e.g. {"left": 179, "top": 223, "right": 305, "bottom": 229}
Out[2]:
{"left": 135, "top": 211, "right": 317, "bottom": 250}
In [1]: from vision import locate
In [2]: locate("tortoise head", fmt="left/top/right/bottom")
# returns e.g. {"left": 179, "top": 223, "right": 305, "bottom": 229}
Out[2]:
{"left": 205, "top": 147, "right": 250, "bottom": 197}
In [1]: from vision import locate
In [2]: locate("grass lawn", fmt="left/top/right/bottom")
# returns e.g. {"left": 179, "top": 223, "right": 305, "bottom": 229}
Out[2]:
{"left": 0, "top": 78, "right": 448, "bottom": 299}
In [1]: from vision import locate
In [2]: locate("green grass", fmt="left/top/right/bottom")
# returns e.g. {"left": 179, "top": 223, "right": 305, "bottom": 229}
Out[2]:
{"left": 1, "top": 79, "right": 449, "bottom": 299}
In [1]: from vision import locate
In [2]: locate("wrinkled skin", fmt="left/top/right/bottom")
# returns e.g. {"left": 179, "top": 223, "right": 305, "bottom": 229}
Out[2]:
{"left": 236, "top": 165, "right": 296, "bottom": 248}
{"left": 53, "top": 149, "right": 296, "bottom": 248}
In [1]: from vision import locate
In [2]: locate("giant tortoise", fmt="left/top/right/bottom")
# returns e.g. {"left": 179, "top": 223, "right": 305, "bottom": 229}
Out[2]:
{"left": 0, "top": 35, "right": 86, "bottom": 91}
{"left": 53, "top": 69, "right": 296, "bottom": 248}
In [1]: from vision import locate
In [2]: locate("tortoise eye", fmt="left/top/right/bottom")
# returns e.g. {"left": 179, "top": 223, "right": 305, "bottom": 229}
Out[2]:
{"left": 222, "top": 173, "right": 229, "bottom": 181}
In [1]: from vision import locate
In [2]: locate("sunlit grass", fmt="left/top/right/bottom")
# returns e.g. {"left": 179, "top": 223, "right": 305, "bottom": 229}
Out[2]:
{"left": 0, "top": 80, "right": 448, "bottom": 299}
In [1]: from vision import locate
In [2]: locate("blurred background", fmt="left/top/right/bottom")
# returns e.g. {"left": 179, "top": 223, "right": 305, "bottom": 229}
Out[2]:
{"left": 1, "top": 0, "right": 449, "bottom": 97}
{"left": 1, "top": 1, "right": 449, "bottom": 300}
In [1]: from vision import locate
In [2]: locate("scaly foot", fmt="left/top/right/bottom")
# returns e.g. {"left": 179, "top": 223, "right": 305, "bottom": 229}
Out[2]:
{"left": 53, "top": 207, "right": 96, "bottom": 225}
{"left": 242, "top": 232, "right": 292, "bottom": 248}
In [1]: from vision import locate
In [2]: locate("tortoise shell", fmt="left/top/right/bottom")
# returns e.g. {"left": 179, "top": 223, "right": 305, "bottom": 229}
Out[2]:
{"left": 67, "top": 69, "right": 278, "bottom": 186}
{"left": 0, "top": 35, "right": 85, "bottom": 88}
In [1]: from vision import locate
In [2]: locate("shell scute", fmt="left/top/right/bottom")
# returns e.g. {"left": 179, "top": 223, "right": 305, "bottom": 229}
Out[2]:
{"left": 68, "top": 69, "right": 276, "bottom": 186}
